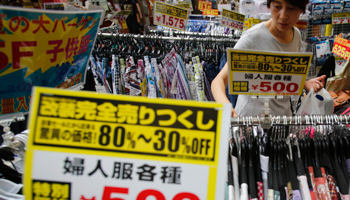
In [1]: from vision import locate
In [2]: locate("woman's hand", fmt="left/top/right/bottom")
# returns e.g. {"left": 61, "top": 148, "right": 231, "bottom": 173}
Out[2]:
{"left": 304, "top": 75, "right": 326, "bottom": 93}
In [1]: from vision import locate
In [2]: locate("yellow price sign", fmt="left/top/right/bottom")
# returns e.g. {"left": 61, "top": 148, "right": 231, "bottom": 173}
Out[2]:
{"left": 221, "top": 9, "right": 245, "bottom": 30}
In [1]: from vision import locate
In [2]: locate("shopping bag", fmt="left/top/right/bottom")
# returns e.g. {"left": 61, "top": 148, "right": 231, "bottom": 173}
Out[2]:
{"left": 296, "top": 88, "right": 334, "bottom": 115}
{"left": 326, "top": 59, "right": 350, "bottom": 92}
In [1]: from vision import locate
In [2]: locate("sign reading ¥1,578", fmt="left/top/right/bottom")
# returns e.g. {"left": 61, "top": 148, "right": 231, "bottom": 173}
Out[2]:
{"left": 227, "top": 49, "right": 312, "bottom": 96}
{"left": 24, "top": 87, "right": 231, "bottom": 200}
{"left": 154, "top": 1, "right": 189, "bottom": 31}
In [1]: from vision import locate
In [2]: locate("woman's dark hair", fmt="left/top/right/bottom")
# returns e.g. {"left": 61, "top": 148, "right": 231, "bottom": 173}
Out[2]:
{"left": 267, "top": 0, "right": 309, "bottom": 13}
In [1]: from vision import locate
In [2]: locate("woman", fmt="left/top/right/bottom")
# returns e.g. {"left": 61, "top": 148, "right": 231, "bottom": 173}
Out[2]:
{"left": 211, "top": 0, "right": 326, "bottom": 117}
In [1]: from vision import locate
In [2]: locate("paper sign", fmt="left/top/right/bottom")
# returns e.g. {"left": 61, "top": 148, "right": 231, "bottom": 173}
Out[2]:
{"left": 203, "top": 9, "right": 219, "bottom": 16}
{"left": 24, "top": 87, "right": 231, "bottom": 200}
{"left": 198, "top": 0, "right": 212, "bottom": 10}
{"left": 332, "top": 12, "right": 350, "bottom": 24}
{"left": 332, "top": 35, "right": 350, "bottom": 60}
{"left": 154, "top": 1, "right": 189, "bottom": 31}
{"left": 108, "top": 10, "right": 131, "bottom": 21}
{"left": 0, "top": 6, "right": 102, "bottom": 118}
{"left": 221, "top": 9, "right": 245, "bottom": 31}
{"left": 227, "top": 49, "right": 312, "bottom": 96}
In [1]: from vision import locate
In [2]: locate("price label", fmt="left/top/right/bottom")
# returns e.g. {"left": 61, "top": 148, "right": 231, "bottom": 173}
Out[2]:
{"left": 227, "top": 49, "right": 312, "bottom": 96}
{"left": 198, "top": 0, "right": 212, "bottom": 10}
{"left": 203, "top": 9, "right": 219, "bottom": 16}
{"left": 332, "top": 35, "right": 350, "bottom": 60}
{"left": 221, "top": 9, "right": 245, "bottom": 31}
{"left": 332, "top": 12, "right": 350, "bottom": 24}
{"left": 154, "top": 1, "right": 189, "bottom": 31}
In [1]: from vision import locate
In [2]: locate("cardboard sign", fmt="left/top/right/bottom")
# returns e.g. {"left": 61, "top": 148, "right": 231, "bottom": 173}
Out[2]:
{"left": 24, "top": 87, "right": 231, "bottom": 200}
{"left": 154, "top": 1, "right": 189, "bottom": 31}
{"left": 227, "top": 49, "right": 312, "bottom": 96}
{"left": 0, "top": 6, "right": 102, "bottom": 118}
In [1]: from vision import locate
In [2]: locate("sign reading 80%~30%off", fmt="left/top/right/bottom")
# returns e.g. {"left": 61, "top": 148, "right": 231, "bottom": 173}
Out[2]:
{"left": 31, "top": 92, "right": 220, "bottom": 161}
{"left": 154, "top": 1, "right": 189, "bottom": 31}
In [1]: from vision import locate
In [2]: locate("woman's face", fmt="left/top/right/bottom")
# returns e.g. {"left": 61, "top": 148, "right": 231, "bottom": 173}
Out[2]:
{"left": 270, "top": 0, "right": 303, "bottom": 33}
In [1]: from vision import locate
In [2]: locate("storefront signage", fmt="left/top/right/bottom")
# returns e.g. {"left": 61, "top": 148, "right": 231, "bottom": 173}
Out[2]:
{"left": 24, "top": 87, "right": 231, "bottom": 200}
{"left": 227, "top": 49, "right": 312, "bottom": 96}
{"left": 154, "top": 1, "right": 189, "bottom": 31}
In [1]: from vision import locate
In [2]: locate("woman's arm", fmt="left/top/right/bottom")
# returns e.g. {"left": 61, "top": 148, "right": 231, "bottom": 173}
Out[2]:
{"left": 211, "top": 62, "right": 238, "bottom": 117}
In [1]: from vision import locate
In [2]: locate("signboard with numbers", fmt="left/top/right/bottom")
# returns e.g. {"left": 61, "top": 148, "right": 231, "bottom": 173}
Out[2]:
{"left": 332, "top": 12, "right": 350, "bottom": 24}
{"left": 0, "top": 6, "right": 102, "bottom": 119}
{"left": 24, "top": 87, "right": 231, "bottom": 200}
{"left": 154, "top": 1, "right": 189, "bottom": 31}
{"left": 227, "top": 49, "right": 312, "bottom": 96}
{"left": 221, "top": 9, "right": 245, "bottom": 31}
{"left": 332, "top": 35, "right": 350, "bottom": 60}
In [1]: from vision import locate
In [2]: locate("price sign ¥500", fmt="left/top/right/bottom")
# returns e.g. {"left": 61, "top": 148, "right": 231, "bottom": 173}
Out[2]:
{"left": 227, "top": 49, "right": 312, "bottom": 96}
{"left": 154, "top": 1, "right": 189, "bottom": 31}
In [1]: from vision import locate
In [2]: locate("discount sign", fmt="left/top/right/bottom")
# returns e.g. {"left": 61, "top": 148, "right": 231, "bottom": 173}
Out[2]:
{"left": 227, "top": 49, "right": 312, "bottom": 96}
{"left": 154, "top": 1, "right": 189, "bottom": 31}
{"left": 24, "top": 87, "right": 231, "bottom": 200}
{"left": 221, "top": 9, "right": 245, "bottom": 31}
